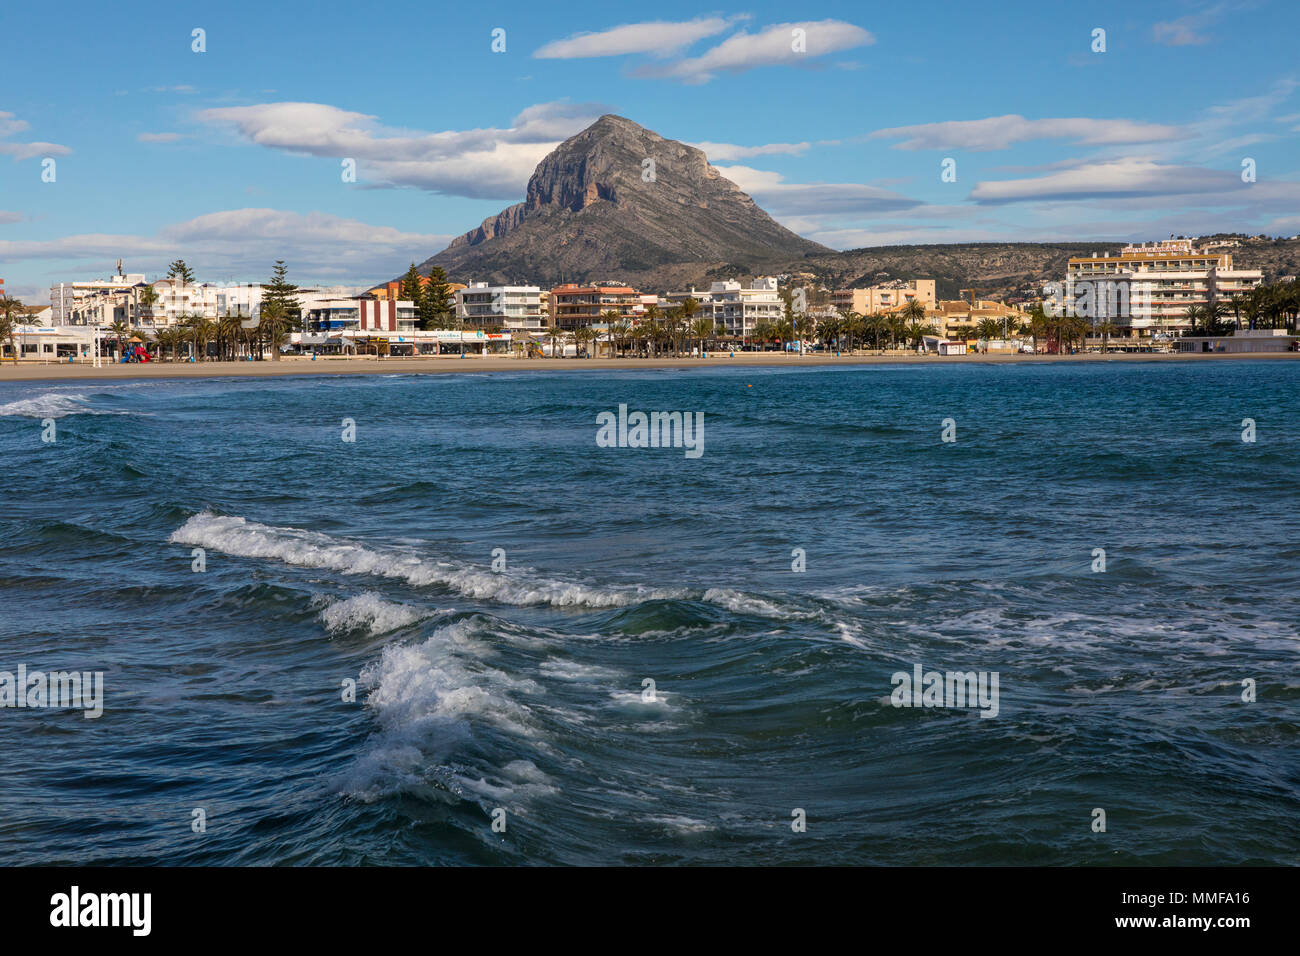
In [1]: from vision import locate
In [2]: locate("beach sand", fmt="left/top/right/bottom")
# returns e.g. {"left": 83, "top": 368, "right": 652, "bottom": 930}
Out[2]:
{"left": 2, "top": 350, "right": 1296, "bottom": 383}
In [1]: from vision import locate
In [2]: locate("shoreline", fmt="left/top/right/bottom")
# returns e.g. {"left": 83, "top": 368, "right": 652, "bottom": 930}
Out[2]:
{"left": 1, "top": 350, "right": 1297, "bottom": 383}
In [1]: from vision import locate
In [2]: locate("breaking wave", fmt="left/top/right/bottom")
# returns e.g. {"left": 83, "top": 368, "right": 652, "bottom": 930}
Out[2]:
{"left": 171, "top": 511, "right": 690, "bottom": 609}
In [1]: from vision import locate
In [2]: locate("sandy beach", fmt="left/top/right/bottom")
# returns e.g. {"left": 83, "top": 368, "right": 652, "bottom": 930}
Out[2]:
{"left": 2, "top": 350, "right": 1297, "bottom": 383}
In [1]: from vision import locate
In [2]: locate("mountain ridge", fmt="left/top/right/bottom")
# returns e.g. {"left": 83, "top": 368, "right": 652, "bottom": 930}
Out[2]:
{"left": 416, "top": 114, "right": 830, "bottom": 285}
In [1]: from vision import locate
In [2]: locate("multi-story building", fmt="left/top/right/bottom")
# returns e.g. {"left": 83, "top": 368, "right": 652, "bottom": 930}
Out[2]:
{"left": 304, "top": 299, "right": 418, "bottom": 335}
{"left": 455, "top": 283, "right": 545, "bottom": 330}
{"left": 929, "top": 299, "right": 1028, "bottom": 339}
{"left": 51, "top": 270, "right": 365, "bottom": 327}
{"left": 663, "top": 278, "right": 784, "bottom": 338}
{"left": 367, "top": 277, "right": 467, "bottom": 301}
{"left": 549, "top": 282, "right": 639, "bottom": 330}
{"left": 831, "top": 279, "right": 937, "bottom": 315}
{"left": 1064, "top": 240, "right": 1263, "bottom": 336}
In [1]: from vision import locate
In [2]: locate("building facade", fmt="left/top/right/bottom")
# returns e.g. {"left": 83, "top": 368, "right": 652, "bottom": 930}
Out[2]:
{"left": 831, "top": 279, "right": 937, "bottom": 315}
{"left": 455, "top": 283, "right": 545, "bottom": 330}
{"left": 1064, "top": 240, "right": 1263, "bottom": 336}
{"left": 549, "top": 283, "right": 640, "bottom": 329}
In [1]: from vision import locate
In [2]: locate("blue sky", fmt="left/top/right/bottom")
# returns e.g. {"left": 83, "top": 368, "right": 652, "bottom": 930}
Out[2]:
{"left": 2, "top": 0, "right": 1298, "bottom": 300}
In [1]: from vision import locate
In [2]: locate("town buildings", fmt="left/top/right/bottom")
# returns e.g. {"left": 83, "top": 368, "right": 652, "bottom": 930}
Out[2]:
{"left": 1064, "top": 239, "right": 1263, "bottom": 336}
{"left": 51, "top": 271, "right": 366, "bottom": 328}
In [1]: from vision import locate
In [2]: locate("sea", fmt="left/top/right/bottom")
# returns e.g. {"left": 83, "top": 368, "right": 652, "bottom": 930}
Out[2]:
{"left": 1, "top": 359, "right": 1297, "bottom": 865}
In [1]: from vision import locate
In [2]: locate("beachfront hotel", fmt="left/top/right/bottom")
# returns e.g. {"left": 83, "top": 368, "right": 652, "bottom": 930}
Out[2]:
{"left": 660, "top": 277, "right": 785, "bottom": 338}
{"left": 549, "top": 282, "right": 641, "bottom": 330}
{"left": 50, "top": 268, "right": 368, "bottom": 328}
{"left": 830, "top": 279, "right": 938, "bottom": 315}
{"left": 455, "top": 283, "right": 546, "bottom": 331}
{"left": 1065, "top": 239, "right": 1263, "bottom": 336}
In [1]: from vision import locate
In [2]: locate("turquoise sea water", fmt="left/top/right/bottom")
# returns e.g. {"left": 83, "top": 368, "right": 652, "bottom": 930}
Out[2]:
{"left": 1, "top": 360, "right": 1296, "bottom": 865}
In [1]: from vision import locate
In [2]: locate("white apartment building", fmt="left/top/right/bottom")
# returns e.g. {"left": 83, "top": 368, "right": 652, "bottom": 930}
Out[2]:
{"left": 664, "top": 277, "right": 784, "bottom": 337}
{"left": 455, "top": 283, "right": 544, "bottom": 330}
{"left": 1064, "top": 240, "right": 1263, "bottom": 335}
{"left": 51, "top": 269, "right": 364, "bottom": 328}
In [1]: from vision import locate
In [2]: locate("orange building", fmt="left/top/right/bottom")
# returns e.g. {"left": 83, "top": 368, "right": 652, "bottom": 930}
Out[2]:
{"left": 368, "top": 276, "right": 466, "bottom": 300}
{"left": 548, "top": 282, "right": 639, "bottom": 329}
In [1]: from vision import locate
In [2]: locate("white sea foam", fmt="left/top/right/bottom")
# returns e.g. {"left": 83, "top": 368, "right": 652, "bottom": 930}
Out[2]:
{"left": 341, "top": 619, "right": 546, "bottom": 801}
{"left": 537, "top": 659, "right": 622, "bottom": 682}
{"left": 0, "top": 392, "right": 127, "bottom": 418}
{"left": 317, "top": 592, "right": 440, "bottom": 636}
{"left": 171, "top": 512, "right": 688, "bottom": 609}
{"left": 702, "top": 587, "right": 793, "bottom": 618}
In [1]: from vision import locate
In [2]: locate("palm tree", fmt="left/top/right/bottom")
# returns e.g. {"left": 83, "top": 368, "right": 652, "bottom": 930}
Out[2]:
{"left": 609, "top": 319, "right": 631, "bottom": 358}
{"left": 570, "top": 325, "right": 595, "bottom": 358}
{"left": 690, "top": 316, "right": 715, "bottom": 357}
{"left": 640, "top": 304, "right": 661, "bottom": 357}
{"left": 794, "top": 314, "right": 816, "bottom": 352}
{"left": 886, "top": 313, "right": 907, "bottom": 349}
{"left": 218, "top": 311, "right": 245, "bottom": 361}
{"left": 1097, "top": 320, "right": 1120, "bottom": 353}
{"left": 905, "top": 321, "right": 935, "bottom": 349}
{"left": 818, "top": 315, "right": 840, "bottom": 352}
{"left": 258, "top": 301, "right": 288, "bottom": 361}
{"left": 1025, "top": 304, "right": 1049, "bottom": 354}
{"left": 0, "top": 294, "right": 26, "bottom": 364}
{"left": 837, "top": 310, "right": 859, "bottom": 352}
{"left": 774, "top": 317, "right": 793, "bottom": 353}
{"left": 545, "top": 324, "right": 566, "bottom": 359}
{"left": 974, "top": 317, "right": 1002, "bottom": 346}
{"left": 109, "top": 319, "right": 131, "bottom": 361}
{"left": 137, "top": 285, "right": 159, "bottom": 328}
{"left": 899, "top": 300, "right": 927, "bottom": 328}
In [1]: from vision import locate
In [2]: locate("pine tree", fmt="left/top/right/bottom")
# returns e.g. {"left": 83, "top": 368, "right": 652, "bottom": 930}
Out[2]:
{"left": 166, "top": 260, "right": 195, "bottom": 284}
{"left": 261, "top": 260, "right": 302, "bottom": 331}
{"left": 399, "top": 263, "right": 423, "bottom": 303}
{"left": 423, "top": 267, "right": 453, "bottom": 329}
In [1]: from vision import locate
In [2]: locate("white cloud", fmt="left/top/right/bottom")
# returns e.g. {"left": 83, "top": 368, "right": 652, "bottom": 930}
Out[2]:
{"left": 0, "top": 110, "right": 72, "bottom": 161}
{"left": 636, "top": 20, "right": 874, "bottom": 84}
{"left": 0, "top": 211, "right": 23, "bottom": 224}
{"left": 871, "top": 115, "right": 1185, "bottom": 151}
{"left": 0, "top": 208, "right": 451, "bottom": 285}
{"left": 967, "top": 158, "right": 1295, "bottom": 204}
{"left": 715, "top": 164, "right": 921, "bottom": 217}
{"left": 1152, "top": 4, "right": 1228, "bottom": 46}
{"left": 196, "top": 100, "right": 610, "bottom": 199}
{"left": 693, "top": 140, "right": 811, "bottom": 160}
{"left": 534, "top": 18, "right": 736, "bottom": 59}
{"left": 138, "top": 132, "right": 184, "bottom": 143}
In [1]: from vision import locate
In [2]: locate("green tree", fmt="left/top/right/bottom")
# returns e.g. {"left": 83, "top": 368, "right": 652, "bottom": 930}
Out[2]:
{"left": 258, "top": 300, "right": 288, "bottom": 362}
{"left": 399, "top": 263, "right": 423, "bottom": 303}
{"left": 138, "top": 285, "right": 159, "bottom": 327}
{"left": 1026, "top": 303, "right": 1050, "bottom": 354}
{"left": 422, "top": 267, "right": 453, "bottom": 329}
{"left": 109, "top": 319, "right": 131, "bottom": 360}
{"left": 974, "top": 317, "right": 1003, "bottom": 343}
{"left": 261, "top": 260, "right": 302, "bottom": 332}
{"left": 166, "top": 260, "right": 195, "bottom": 284}
{"left": 690, "top": 316, "right": 716, "bottom": 356}
{"left": 0, "top": 295, "right": 26, "bottom": 364}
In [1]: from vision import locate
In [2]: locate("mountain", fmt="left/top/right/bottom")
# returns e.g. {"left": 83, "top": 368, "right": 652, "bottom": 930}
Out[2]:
{"left": 415, "top": 114, "right": 830, "bottom": 286}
